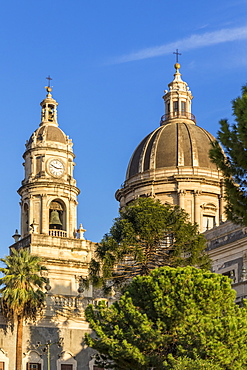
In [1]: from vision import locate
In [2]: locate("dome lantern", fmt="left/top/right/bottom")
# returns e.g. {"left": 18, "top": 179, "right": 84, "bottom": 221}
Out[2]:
{"left": 40, "top": 81, "right": 58, "bottom": 127}
{"left": 161, "top": 63, "right": 195, "bottom": 125}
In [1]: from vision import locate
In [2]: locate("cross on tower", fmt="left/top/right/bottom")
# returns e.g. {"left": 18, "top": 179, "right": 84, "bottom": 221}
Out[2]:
{"left": 173, "top": 49, "right": 181, "bottom": 64}
{"left": 46, "top": 75, "right": 52, "bottom": 87}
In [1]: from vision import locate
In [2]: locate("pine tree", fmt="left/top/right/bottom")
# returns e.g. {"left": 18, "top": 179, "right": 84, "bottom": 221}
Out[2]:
{"left": 168, "top": 356, "right": 223, "bottom": 370}
{"left": 85, "top": 266, "right": 247, "bottom": 370}
{"left": 210, "top": 84, "right": 247, "bottom": 224}
{"left": 88, "top": 197, "right": 210, "bottom": 290}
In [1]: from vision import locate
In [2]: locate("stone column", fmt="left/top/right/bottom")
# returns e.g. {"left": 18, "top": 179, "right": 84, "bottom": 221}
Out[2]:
{"left": 68, "top": 198, "right": 77, "bottom": 238}
{"left": 194, "top": 190, "right": 201, "bottom": 226}
{"left": 41, "top": 194, "right": 48, "bottom": 234}
{"left": 29, "top": 194, "right": 34, "bottom": 234}
{"left": 178, "top": 189, "right": 186, "bottom": 209}
{"left": 219, "top": 179, "right": 225, "bottom": 222}
{"left": 219, "top": 194, "right": 224, "bottom": 223}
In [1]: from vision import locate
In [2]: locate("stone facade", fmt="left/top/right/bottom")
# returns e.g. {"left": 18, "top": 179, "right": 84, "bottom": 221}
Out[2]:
{"left": 205, "top": 221, "right": 247, "bottom": 303}
{"left": 0, "top": 87, "right": 98, "bottom": 370}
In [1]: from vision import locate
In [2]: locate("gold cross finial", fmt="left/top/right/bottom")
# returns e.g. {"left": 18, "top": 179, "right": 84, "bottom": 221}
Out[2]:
{"left": 45, "top": 75, "right": 53, "bottom": 93}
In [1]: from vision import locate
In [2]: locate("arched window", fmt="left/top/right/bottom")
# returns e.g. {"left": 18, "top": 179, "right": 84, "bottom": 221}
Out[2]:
{"left": 49, "top": 200, "right": 66, "bottom": 231}
{"left": 48, "top": 104, "right": 55, "bottom": 121}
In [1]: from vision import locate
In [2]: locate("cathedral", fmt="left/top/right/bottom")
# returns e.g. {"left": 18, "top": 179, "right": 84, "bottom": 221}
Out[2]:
{"left": 0, "top": 63, "right": 246, "bottom": 369}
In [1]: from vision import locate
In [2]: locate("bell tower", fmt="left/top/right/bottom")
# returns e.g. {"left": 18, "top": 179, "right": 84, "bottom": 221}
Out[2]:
{"left": 18, "top": 85, "right": 79, "bottom": 239}
{"left": 10, "top": 85, "right": 95, "bottom": 367}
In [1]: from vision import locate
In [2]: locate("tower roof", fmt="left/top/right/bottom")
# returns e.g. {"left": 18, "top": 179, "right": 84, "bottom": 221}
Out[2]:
{"left": 28, "top": 125, "right": 67, "bottom": 145}
{"left": 26, "top": 84, "right": 72, "bottom": 151}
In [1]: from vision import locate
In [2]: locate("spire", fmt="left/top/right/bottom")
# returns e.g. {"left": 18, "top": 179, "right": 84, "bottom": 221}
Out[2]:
{"left": 40, "top": 77, "right": 59, "bottom": 126}
{"left": 161, "top": 62, "right": 196, "bottom": 125}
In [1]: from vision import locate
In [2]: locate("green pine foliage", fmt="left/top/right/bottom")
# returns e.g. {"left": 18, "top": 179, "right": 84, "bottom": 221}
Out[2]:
{"left": 85, "top": 266, "right": 247, "bottom": 370}
{"left": 210, "top": 84, "right": 247, "bottom": 224}
{"left": 88, "top": 198, "right": 210, "bottom": 290}
{"left": 168, "top": 356, "right": 223, "bottom": 369}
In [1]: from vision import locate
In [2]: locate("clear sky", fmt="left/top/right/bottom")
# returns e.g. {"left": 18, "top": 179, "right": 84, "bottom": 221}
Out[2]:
{"left": 0, "top": 0, "right": 247, "bottom": 256}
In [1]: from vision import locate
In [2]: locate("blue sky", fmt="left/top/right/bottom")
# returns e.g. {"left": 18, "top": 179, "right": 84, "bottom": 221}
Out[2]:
{"left": 0, "top": 0, "right": 247, "bottom": 255}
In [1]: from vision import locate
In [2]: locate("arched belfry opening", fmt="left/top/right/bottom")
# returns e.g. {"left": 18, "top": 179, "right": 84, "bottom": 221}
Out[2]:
{"left": 49, "top": 200, "right": 66, "bottom": 233}
{"left": 48, "top": 104, "right": 55, "bottom": 121}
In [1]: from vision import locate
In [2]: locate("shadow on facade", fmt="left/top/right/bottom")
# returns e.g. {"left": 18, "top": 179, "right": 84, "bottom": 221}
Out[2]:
{"left": 22, "top": 280, "right": 97, "bottom": 370}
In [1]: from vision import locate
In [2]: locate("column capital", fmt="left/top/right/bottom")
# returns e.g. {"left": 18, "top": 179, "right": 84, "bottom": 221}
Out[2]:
{"left": 194, "top": 190, "right": 202, "bottom": 196}
{"left": 178, "top": 189, "right": 186, "bottom": 195}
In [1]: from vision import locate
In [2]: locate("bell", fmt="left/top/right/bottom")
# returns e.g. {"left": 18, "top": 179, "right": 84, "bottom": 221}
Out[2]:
{"left": 49, "top": 210, "right": 63, "bottom": 229}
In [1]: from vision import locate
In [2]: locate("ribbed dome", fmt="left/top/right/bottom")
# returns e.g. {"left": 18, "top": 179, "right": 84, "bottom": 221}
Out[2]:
{"left": 29, "top": 125, "right": 67, "bottom": 144}
{"left": 116, "top": 64, "right": 226, "bottom": 232}
{"left": 126, "top": 121, "right": 217, "bottom": 180}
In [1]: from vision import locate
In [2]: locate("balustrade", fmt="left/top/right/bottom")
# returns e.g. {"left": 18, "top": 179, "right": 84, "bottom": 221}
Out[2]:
{"left": 49, "top": 229, "right": 67, "bottom": 237}
{"left": 160, "top": 111, "right": 196, "bottom": 124}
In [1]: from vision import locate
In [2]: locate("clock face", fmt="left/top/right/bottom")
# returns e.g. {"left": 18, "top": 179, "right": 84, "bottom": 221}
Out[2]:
{"left": 49, "top": 159, "right": 65, "bottom": 177}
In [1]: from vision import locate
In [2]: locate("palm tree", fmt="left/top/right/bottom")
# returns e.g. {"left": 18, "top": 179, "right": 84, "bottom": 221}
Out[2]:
{"left": 0, "top": 248, "right": 47, "bottom": 370}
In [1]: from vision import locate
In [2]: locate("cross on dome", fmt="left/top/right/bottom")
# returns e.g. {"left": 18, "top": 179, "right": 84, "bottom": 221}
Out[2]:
{"left": 45, "top": 75, "right": 53, "bottom": 95}
{"left": 173, "top": 49, "right": 181, "bottom": 64}
{"left": 46, "top": 75, "right": 52, "bottom": 87}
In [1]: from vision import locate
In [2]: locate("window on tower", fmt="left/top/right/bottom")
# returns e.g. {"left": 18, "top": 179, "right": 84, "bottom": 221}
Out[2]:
{"left": 48, "top": 104, "right": 54, "bottom": 121}
{"left": 181, "top": 101, "right": 186, "bottom": 115}
{"left": 49, "top": 200, "right": 66, "bottom": 235}
{"left": 166, "top": 101, "right": 170, "bottom": 113}
{"left": 173, "top": 101, "right": 178, "bottom": 115}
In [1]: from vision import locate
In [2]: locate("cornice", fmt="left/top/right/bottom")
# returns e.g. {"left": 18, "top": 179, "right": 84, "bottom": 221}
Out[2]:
{"left": 116, "top": 174, "right": 222, "bottom": 200}
{"left": 18, "top": 181, "right": 80, "bottom": 196}
{"left": 23, "top": 146, "right": 75, "bottom": 158}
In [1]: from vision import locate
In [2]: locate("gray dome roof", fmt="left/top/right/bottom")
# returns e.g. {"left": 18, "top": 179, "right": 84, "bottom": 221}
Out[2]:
{"left": 29, "top": 125, "right": 67, "bottom": 145}
{"left": 126, "top": 122, "right": 217, "bottom": 180}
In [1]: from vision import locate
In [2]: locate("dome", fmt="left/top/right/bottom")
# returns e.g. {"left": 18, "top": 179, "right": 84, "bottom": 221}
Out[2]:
{"left": 29, "top": 125, "right": 67, "bottom": 145}
{"left": 116, "top": 63, "right": 226, "bottom": 233}
{"left": 127, "top": 121, "right": 217, "bottom": 180}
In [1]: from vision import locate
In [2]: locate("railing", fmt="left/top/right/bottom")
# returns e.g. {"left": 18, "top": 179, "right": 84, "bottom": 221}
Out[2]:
{"left": 160, "top": 111, "right": 196, "bottom": 124}
{"left": 50, "top": 295, "right": 93, "bottom": 313}
{"left": 49, "top": 229, "right": 67, "bottom": 237}
{"left": 52, "top": 295, "right": 76, "bottom": 307}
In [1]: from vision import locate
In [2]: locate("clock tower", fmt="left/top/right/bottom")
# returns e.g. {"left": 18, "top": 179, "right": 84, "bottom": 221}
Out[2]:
{"left": 18, "top": 85, "right": 79, "bottom": 239}
{"left": 10, "top": 85, "right": 95, "bottom": 369}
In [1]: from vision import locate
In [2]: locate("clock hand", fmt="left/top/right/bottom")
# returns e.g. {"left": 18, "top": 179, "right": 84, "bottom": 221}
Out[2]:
{"left": 51, "top": 164, "right": 62, "bottom": 169}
